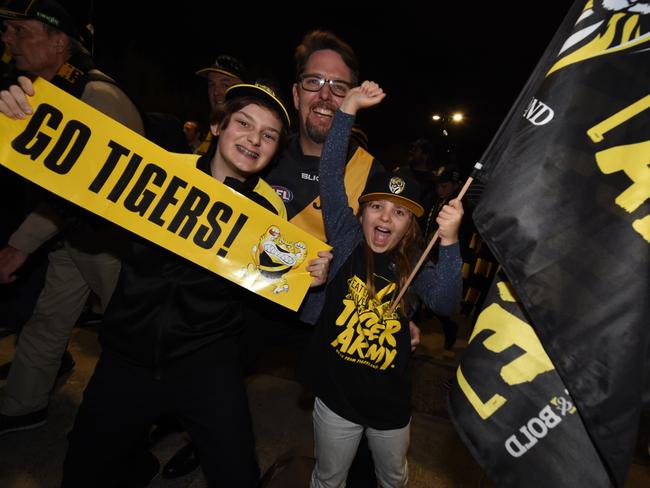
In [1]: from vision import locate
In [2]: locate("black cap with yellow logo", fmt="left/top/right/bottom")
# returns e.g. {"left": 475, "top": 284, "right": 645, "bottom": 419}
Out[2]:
{"left": 359, "top": 168, "right": 424, "bottom": 217}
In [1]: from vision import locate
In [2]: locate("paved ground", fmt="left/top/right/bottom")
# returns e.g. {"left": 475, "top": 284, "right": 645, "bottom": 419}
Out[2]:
{"left": 1, "top": 318, "right": 649, "bottom": 487}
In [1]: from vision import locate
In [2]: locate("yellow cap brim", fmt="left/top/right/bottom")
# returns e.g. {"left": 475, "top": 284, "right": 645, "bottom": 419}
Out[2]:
{"left": 359, "top": 193, "right": 424, "bottom": 218}
{"left": 195, "top": 67, "right": 241, "bottom": 79}
{"left": 224, "top": 84, "right": 291, "bottom": 129}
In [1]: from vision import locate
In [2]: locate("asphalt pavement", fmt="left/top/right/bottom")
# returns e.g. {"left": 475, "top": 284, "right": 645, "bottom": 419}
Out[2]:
{"left": 1, "top": 317, "right": 648, "bottom": 487}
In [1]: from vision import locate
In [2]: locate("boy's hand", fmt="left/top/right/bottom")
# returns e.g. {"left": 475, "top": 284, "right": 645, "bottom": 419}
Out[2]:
{"left": 340, "top": 81, "right": 385, "bottom": 116}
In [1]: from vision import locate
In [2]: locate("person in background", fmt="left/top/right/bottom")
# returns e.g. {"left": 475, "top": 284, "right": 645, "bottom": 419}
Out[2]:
{"left": 400, "top": 138, "right": 438, "bottom": 232}
{"left": 193, "top": 54, "right": 247, "bottom": 155}
{"left": 302, "top": 80, "right": 463, "bottom": 487}
{"left": 427, "top": 166, "right": 464, "bottom": 350}
{"left": 399, "top": 139, "right": 467, "bottom": 351}
{"left": 0, "top": 0, "right": 144, "bottom": 443}
{"left": 408, "top": 138, "right": 437, "bottom": 171}
{"left": 183, "top": 119, "right": 203, "bottom": 153}
{"left": 0, "top": 29, "right": 51, "bottom": 369}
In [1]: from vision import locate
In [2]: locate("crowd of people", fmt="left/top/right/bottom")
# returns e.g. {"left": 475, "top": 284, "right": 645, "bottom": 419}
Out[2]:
{"left": 0, "top": 1, "right": 489, "bottom": 487}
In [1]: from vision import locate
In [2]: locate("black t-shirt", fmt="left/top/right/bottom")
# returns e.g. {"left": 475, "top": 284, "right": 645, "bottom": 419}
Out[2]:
{"left": 302, "top": 245, "right": 412, "bottom": 430}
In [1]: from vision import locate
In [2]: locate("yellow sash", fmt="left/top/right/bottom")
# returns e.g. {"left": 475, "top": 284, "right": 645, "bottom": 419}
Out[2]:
{"left": 290, "top": 146, "right": 374, "bottom": 242}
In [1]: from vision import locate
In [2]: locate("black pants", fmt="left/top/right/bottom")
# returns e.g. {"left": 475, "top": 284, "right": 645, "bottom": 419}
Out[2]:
{"left": 62, "top": 340, "right": 259, "bottom": 487}
{"left": 0, "top": 247, "right": 49, "bottom": 334}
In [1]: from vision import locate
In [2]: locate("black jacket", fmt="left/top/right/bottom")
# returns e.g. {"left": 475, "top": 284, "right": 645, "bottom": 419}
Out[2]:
{"left": 99, "top": 147, "right": 284, "bottom": 367}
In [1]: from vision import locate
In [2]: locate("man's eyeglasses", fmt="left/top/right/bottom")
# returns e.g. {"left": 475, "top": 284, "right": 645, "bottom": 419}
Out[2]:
{"left": 298, "top": 74, "right": 353, "bottom": 97}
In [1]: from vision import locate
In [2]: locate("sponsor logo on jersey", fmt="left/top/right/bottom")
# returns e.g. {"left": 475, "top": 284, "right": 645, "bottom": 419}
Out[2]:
{"left": 272, "top": 185, "right": 294, "bottom": 203}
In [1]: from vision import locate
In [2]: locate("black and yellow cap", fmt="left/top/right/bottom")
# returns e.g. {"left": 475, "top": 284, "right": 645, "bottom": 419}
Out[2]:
{"left": 359, "top": 168, "right": 424, "bottom": 217}
{"left": 0, "top": 0, "right": 85, "bottom": 41}
{"left": 196, "top": 54, "right": 247, "bottom": 81}
{"left": 225, "top": 82, "right": 291, "bottom": 130}
{"left": 436, "top": 165, "right": 462, "bottom": 184}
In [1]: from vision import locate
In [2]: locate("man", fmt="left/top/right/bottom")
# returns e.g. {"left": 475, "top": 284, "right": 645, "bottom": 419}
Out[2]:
{"left": 408, "top": 138, "right": 437, "bottom": 172}
{"left": 403, "top": 137, "right": 439, "bottom": 234}
{"left": 264, "top": 30, "right": 379, "bottom": 243}
{"left": 193, "top": 54, "right": 246, "bottom": 155}
{"left": 0, "top": 34, "right": 49, "bottom": 348}
{"left": 277, "top": 30, "right": 431, "bottom": 487}
{"left": 0, "top": 0, "right": 144, "bottom": 439}
{"left": 262, "top": 30, "right": 391, "bottom": 488}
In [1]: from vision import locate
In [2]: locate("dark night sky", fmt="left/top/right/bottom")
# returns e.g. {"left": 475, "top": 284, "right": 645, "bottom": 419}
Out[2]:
{"left": 90, "top": 4, "right": 572, "bottom": 172}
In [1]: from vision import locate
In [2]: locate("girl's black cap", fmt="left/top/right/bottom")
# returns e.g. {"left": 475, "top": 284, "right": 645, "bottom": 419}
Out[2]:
{"left": 359, "top": 168, "right": 424, "bottom": 217}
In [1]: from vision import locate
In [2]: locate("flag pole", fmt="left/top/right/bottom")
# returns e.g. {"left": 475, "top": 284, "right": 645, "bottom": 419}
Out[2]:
{"left": 388, "top": 162, "right": 481, "bottom": 315}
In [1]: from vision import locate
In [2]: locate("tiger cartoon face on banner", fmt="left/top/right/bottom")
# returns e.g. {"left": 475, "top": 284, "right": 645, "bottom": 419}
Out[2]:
{"left": 244, "top": 226, "right": 307, "bottom": 294}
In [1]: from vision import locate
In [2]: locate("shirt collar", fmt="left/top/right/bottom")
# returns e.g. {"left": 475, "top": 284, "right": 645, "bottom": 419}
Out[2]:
{"left": 195, "top": 142, "right": 260, "bottom": 193}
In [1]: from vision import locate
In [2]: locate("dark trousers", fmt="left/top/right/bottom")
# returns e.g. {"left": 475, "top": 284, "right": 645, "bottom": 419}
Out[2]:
{"left": 61, "top": 339, "right": 259, "bottom": 488}
{"left": 0, "top": 247, "right": 48, "bottom": 334}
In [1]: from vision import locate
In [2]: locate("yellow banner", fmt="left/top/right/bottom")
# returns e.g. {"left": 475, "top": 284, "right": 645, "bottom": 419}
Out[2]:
{"left": 0, "top": 78, "right": 330, "bottom": 311}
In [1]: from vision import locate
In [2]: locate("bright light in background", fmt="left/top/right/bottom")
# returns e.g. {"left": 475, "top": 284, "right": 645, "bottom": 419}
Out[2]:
{"left": 432, "top": 113, "right": 464, "bottom": 122}
{"left": 431, "top": 111, "right": 467, "bottom": 137}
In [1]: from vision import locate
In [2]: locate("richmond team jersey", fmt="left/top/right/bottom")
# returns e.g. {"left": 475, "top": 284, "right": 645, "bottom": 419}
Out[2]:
{"left": 263, "top": 135, "right": 381, "bottom": 242}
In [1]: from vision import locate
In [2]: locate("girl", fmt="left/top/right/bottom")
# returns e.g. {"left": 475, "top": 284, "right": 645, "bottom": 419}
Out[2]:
{"left": 302, "top": 81, "right": 463, "bottom": 487}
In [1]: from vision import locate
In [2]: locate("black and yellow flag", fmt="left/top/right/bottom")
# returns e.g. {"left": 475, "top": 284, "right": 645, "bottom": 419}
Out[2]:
{"left": 449, "top": 2, "right": 650, "bottom": 486}
{"left": 450, "top": 271, "right": 610, "bottom": 486}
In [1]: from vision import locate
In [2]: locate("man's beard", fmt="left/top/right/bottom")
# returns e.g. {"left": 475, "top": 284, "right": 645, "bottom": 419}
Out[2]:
{"left": 305, "top": 119, "right": 329, "bottom": 144}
